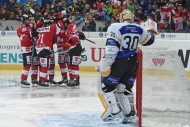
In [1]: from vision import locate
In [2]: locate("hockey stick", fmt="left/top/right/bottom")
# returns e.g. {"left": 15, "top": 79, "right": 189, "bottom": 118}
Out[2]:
{"left": 85, "top": 38, "right": 96, "bottom": 44}
{"left": 46, "top": 49, "right": 69, "bottom": 58}
{"left": 30, "top": 8, "right": 38, "bottom": 65}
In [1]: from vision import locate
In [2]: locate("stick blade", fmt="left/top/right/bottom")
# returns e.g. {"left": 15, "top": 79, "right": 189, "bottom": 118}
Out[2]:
{"left": 30, "top": 8, "right": 35, "bottom": 15}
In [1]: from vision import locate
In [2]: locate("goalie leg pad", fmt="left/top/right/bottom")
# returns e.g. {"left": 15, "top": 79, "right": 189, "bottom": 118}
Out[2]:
{"left": 116, "top": 83, "right": 136, "bottom": 123}
{"left": 98, "top": 91, "right": 123, "bottom": 122}
{"left": 97, "top": 73, "right": 122, "bottom": 122}
{"left": 116, "top": 83, "right": 131, "bottom": 115}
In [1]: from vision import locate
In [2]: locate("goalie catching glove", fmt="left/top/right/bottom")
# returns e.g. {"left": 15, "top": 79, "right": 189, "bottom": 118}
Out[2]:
{"left": 140, "top": 19, "right": 159, "bottom": 35}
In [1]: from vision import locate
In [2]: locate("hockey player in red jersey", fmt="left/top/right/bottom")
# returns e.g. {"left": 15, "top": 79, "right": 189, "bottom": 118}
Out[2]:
{"left": 36, "top": 18, "right": 64, "bottom": 88}
{"left": 17, "top": 14, "right": 33, "bottom": 88}
{"left": 64, "top": 24, "right": 84, "bottom": 87}
{"left": 28, "top": 16, "right": 40, "bottom": 87}
{"left": 47, "top": 19, "right": 58, "bottom": 86}
{"left": 56, "top": 24, "right": 68, "bottom": 86}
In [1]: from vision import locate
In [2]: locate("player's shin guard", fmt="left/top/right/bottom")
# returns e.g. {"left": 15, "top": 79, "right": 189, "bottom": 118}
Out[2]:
{"left": 116, "top": 83, "right": 136, "bottom": 124}
{"left": 97, "top": 73, "right": 122, "bottom": 122}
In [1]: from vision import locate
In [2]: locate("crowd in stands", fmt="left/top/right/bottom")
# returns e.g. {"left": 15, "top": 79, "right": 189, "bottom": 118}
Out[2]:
{"left": 0, "top": 0, "right": 190, "bottom": 32}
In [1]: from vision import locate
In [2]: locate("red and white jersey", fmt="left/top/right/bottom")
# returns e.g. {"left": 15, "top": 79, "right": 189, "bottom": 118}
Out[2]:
{"left": 36, "top": 25, "right": 56, "bottom": 53}
{"left": 64, "top": 24, "right": 80, "bottom": 50}
{"left": 17, "top": 25, "right": 33, "bottom": 53}
{"left": 35, "top": 21, "right": 64, "bottom": 53}
{"left": 56, "top": 30, "right": 66, "bottom": 48}
{"left": 158, "top": 6, "right": 171, "bottom": 29}
{"left": 37, "top": 21, "right": 43, "bottom": 29}
{"left": 172, "top": 11, "right": 183, "bottom": 32}
{"left": 64, "top": 35, "right": 79, "bottom": 51}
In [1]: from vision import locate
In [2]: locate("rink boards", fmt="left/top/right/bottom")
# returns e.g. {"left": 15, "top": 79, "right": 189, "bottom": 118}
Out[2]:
{"left": 0, "top": 35, "right": 190, "bottom": 77}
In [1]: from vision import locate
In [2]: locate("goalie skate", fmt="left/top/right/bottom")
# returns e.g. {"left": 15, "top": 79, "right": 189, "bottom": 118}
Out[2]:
{"left": 31, "top": 79, "right": 39, "bottom": 87}
{"left": 103, "top": 111, "right": 123, "bottom": 123}
{"left": 122, "top": 110, "right": 137, "bottom": 124}
{"left": 21, "top": 80, "right": 30, "bottom": 88}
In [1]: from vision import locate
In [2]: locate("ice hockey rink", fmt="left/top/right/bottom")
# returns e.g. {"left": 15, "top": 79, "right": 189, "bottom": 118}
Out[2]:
{"left": 0, "top": 70, "right": 137, "bottom": 127}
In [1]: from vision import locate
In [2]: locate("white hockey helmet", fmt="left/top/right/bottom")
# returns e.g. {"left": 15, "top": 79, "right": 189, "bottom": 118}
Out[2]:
{"left": 119, "top": 9, "right": 134, "bottom": 23}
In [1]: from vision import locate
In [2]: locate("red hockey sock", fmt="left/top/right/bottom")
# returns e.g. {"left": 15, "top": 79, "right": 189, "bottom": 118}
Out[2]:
{"left": 48, "top": 64, "right": 55, "bottom": 79}
{"left": 21, "top": 66, "right": 30, "bottom": 80}
{"left": 39, "top": 66, "right": 48, "bottom": 82}
{"left": 59, "top": 63, "right": 67, "bottom": 78}
{"left": 69, "top": 65, "right": 79, "bottom": 79}
{"left": 31, "top": 65, "right": 38, "bottom": 80}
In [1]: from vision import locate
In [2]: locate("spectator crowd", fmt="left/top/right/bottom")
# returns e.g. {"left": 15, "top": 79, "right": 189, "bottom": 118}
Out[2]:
{"left": 0, "top": 0, "right": 190, "bottom": 32}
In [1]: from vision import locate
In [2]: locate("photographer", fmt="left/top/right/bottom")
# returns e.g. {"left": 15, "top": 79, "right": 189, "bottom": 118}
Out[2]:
{"left": 82, "top": 14, "right": 96, "bottom": 31}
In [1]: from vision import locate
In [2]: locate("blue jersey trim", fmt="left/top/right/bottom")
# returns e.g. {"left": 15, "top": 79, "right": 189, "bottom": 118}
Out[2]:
{"left": 119, "top": 25, "right": 143, "bottom": 35}
{"left": 106, "top": 76, "right": 120, "bottom": 85}
{"left": 106, "top": 38, "right": 119, "bottom": 47}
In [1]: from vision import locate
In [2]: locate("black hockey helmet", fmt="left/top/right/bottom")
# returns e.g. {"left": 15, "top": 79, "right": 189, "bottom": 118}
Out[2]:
{"left": 22, "top": 14, "right": 29, "bottom": 22}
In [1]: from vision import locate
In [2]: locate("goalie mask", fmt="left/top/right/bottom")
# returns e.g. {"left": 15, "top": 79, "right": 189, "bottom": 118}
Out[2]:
{"left": 119, "top": 9, "right": 134, "bottom": 23}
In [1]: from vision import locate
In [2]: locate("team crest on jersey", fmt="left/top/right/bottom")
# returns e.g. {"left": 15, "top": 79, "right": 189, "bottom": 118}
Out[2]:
{"left": 22, "top": 28, "right": 26, "bottom": 32}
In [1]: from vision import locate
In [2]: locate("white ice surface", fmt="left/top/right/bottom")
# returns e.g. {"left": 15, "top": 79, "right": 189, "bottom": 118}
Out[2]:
{"left": 0, "top": 71, "right": 136, "bottom": 127}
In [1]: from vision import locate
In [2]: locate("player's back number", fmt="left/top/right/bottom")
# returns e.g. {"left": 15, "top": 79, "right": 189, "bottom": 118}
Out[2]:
{"left": 122, "top": 35, "right": 139, "bottom": 50}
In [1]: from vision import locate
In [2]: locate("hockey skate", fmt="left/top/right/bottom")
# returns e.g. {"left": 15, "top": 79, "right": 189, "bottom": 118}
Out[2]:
{"left": 67, "top": 78, "right": 80, "bottom": 88}
{"left": 31, "top": 79, "right": 39, "bottom": 87}
{"left": 38, "top": 80, "right": 50, "bottom": 89}
{"left": 103, "top": 111, "right": 123, "bottom": 122}
{"left": 45, "top": 79, "right": 50, "bottom": 84}
{"left": 122, "top": 110, "right": 136, "bottom": 124}
{"left": 49, "top": 78, "right": 57, "bottom": 87}
{"left": 57, "top": 77, "right": 68, "bottom": 87}
{"left": 21, "top": 80, "right": 30, "bottom": 88}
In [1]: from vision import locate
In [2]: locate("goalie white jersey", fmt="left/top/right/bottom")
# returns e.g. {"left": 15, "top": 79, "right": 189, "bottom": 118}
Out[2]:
{"left": 105, "top": 21, "right": 154, "bottom": 58}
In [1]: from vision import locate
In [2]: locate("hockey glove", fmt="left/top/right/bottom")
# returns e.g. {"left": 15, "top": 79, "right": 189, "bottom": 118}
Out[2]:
{"left": 32, "top": 31, "right": 38, "bottom": 37}
{"left": 99, "top": 57, "right": 115, "bottom": 77}
{"left": 140, "top": 19, "right": 159, "bottom": 35}
{"left": 78, "top": 32, "right": 86, "bottom": 40}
